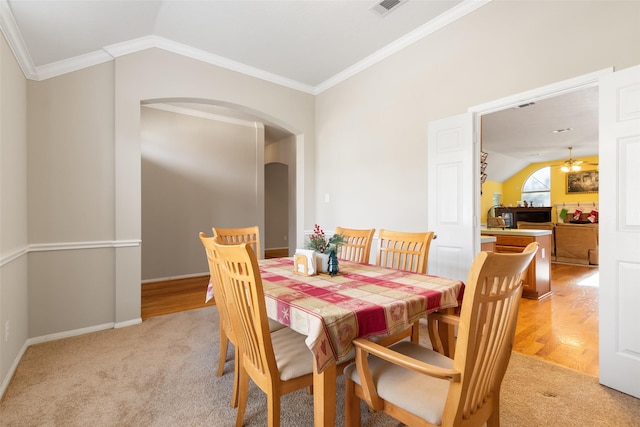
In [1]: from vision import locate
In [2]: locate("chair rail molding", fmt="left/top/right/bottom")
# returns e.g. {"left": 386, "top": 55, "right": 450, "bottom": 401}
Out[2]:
{"left": 0, "top": 240, "right": 141, "bottom": 267}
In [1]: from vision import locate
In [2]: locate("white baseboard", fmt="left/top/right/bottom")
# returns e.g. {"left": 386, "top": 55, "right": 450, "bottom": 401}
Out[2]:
{"left": 141, "top": 272, "right": 208, "bottom": 284}
{"left": 0, "top": 319, "right": 142, "bottom": 400}
{"left": 115, "top": 318, "right": 142, "bottom": 328}
{"left": 27, "top": 322, "right": 115, "bottom": 346}
{"left": 0, "top": 341, "right": 28, "bottom": 400}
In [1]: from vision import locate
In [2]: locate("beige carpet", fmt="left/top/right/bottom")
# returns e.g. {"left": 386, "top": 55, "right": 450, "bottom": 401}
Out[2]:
{"left": 1, "top": 307, "right": 638, "bottom": 426}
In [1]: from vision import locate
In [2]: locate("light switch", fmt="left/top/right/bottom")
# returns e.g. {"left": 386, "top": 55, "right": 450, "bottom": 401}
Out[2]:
{"left": 324, "top": 193, "right": 330, "bottom": 203}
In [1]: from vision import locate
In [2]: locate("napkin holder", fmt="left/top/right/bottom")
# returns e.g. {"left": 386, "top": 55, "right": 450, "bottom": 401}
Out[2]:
{"left": 294, "top": 249, "right": 317, "bottom": 276}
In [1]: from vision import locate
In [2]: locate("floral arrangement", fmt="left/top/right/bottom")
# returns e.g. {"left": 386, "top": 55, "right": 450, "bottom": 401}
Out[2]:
{"left": 306, "top": 224, "right": 345, "bottom": 254}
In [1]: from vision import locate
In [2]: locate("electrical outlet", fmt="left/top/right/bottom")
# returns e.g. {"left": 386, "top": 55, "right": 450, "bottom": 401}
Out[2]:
{"left": 4, "top": 320, "right": 9, "bottom": 342}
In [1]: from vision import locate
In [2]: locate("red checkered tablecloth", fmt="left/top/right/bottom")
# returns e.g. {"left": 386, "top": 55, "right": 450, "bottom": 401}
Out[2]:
{"left": 259, "top": 258, "right": 464, "bottom": 373}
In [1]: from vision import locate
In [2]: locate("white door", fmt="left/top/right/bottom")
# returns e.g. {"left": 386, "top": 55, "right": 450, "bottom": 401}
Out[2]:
{"left": 599, "top": 64, "right": 640, "bottom": 398}
{"left": 427, "top": 113, "right": 476, "bottom": 282}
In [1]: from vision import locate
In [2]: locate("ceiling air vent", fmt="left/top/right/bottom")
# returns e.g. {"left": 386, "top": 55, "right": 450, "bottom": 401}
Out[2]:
{"left": 370, "top": 0, "right": 407, "bottom": 17}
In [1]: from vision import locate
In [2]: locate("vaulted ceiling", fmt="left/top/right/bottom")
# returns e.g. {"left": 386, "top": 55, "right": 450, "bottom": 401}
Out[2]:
{"left": 4, "top": 0, "right": 475, "bottom": 91}
{"left": 1, "top": 0, "right": 598, "bottom": 180}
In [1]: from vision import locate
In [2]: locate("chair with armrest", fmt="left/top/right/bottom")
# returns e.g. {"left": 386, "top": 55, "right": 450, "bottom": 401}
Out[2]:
{"left": 374, "top": 229, "right": 436, "bottom": 344}
{"left": 199, "top": 232, "right": 285, "bottom": 409}
{"left": 213, "top": 240, "right": 316, "bottom": 427}
{"left": 212, "top": 226, "right": 262, "bottom": 259}
{"left": 344, "top": 242, "right": 538, "bottom": 427}
{"left": 335, "top": 226, "right": 375, "bottom": 264}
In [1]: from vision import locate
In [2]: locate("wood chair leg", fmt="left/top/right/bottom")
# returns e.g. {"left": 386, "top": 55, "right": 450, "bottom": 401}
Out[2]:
{"left": 231, "top": 348, "right": 240, "bottom": 408}
{"left": 235, "top": 367, "right": 249, "bottom": 427}
{"left": 267, "top": 392, "right": 281, "bottom": 427}
{"left": 427, "top": 316, "right": 444, "bottom": 354}
{"left": 487, "top": 398, "right": 500, "bottom": 427}
{"left": 217, "top": 326, "right": 229, "bottom": 377}
{"left": 345, "top": 378, "right": 362, "bottom": 427}
{"left": 410, "top": 320, "right": 420, "bottom": 343}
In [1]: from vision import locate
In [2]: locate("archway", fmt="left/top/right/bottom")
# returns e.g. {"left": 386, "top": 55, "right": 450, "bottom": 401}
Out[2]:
{"left": 139, "top": 99, "right": 297, "bottom": 269}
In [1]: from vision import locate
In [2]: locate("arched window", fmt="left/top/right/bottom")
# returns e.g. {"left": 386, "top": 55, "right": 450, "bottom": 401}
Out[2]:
{"left": 522, "top": 167, "right": 550, "bottom": 207}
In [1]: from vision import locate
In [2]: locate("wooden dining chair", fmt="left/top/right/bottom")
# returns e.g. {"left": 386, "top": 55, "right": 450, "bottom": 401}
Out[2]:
{"left": 199, "top": 232, "right": 242, "bottom": 407}
{"left": 213, "top": 240, "right": 316, "bottom": 427}
{"left": 212, "top": 226, "right": 285, "bottom": 331}
{"left": 199, "top": 232, "right": 285, "bottom": 408}
{"left": 375, "top": 229, "right": 436, "bottom": 274}
{"left": 344, "top": 243, "right": 539, "bottom": 427}
{"left": 335, "top": 226, "right": 375, "bottom": 263}
{"left": 374, "top": 229, "right": 436, "bottom": 344}
{"left": 212, "top": 226, "right": 262, "bottom": 259}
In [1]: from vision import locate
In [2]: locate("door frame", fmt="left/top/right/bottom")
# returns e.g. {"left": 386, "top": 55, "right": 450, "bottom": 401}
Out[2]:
{"left": 468, "top": 67, "right": 612, "bottom": 235}
{"left": 469, "top": 68, "right": 612, "bottom": 125}
{"left": 466, "top": 67, "right": 612, "bottom": 375}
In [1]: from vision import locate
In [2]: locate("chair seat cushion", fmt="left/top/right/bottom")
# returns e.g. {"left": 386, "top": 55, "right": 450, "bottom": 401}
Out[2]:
{"left": 271, "top": 327, "right": 315, "bottom": 381}
{"left": 344, "top": 341, "right": 452, "bottom": 425}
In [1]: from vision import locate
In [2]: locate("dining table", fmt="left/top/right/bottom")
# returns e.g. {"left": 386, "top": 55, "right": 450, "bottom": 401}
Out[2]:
{"left": 257, "top": 257, "right": 465, "bottom": 427}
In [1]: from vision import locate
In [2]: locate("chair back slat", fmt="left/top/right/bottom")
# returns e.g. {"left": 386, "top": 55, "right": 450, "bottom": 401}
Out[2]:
{"left": 213, "top": 241, "right": 277, "bottom": 383}
{"left": 443, "top": 242, "right": 538, "bottom": 424}
{"left": 375, "top": 229, "right": 435, "bottom": 274}
{"left": 335, "top": 227, "right": 375, "bottom": 263}
{"left": 212, "top": 226, "right": 262, "bottom": 259}
{"left": 199, "top": 232, "right": 235, "bottom": 343}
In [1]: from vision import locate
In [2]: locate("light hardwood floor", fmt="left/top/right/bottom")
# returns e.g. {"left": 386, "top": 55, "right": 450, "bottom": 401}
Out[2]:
{"left": 141, "top": 262, "right": 600, "bottom": 376}
{"left": 514, "top": 262, "right": 599, "bottom": 376}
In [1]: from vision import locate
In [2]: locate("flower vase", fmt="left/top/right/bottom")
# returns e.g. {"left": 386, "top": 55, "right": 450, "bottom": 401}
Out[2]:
{"left": 315, "top": 252, "right": 330, "bottom": 273}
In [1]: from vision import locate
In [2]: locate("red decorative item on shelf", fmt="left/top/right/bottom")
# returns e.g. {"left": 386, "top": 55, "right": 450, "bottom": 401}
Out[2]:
{"left": 573, "top": 209, "right": 583, "bottom": 221}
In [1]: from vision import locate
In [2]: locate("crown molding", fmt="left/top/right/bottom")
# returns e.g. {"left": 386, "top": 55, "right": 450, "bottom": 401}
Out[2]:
{"left": 0, "top": 0, "right": 37, "bottom": 79}
{"left": 35, "top": 49, "right": 115, "bottom": 81}
{"left": 314, "top": 0, "right": 492, "bottom": 93}
{"left": 109, "top": 35, "right": 316, "bottom": 94}
{"left": 1, "top": 0, "right": 490, "bottom": 94}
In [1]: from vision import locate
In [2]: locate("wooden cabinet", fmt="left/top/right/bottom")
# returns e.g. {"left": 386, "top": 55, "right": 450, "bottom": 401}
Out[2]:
{"left": 480, "top": 236, "right": 496, "bottom": 252}
{"left": 484, "top": 232, "right": 551, "bottom": 300}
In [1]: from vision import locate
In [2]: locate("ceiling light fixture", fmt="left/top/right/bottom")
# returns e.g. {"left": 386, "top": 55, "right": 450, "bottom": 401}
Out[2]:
{"left": 560, "top": 146, "right": 582, "bottom": 172}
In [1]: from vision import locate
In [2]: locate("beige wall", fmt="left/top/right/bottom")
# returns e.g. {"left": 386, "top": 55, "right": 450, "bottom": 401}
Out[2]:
{"left": 315, "top": 1, "right": 640, "bottom": 233}
{"left": 26, "top": 62, "right": 116, "bottom": 338}
{"left": 265, "top": 162, "right": 289, "bottom": 250}
{"left": 27, "top": 63, "right": 116, "bottom": 243}
{"left": 114, "top": 48, "right": 315, "bottom": 323}
{"left": 141, "top": 106, "right": 265, "bottom": 279}
{"left": 0, "top": 34, "right": 28, "bottom": 391}
{"left": 2, "top": 45, "right": 314, "bottom": 368}
{"left": 265, "top": 135, "right": 296, "bottom": 253}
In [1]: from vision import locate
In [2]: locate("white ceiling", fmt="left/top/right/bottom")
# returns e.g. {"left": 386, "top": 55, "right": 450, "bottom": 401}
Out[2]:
{"left": 5, "top": 0, "right": 475, "bottom": 91}
{"left": 482, "top": 86, "right": 599, "bottom": 181}
{"left": 2, "top": 0, "right": 598, "bottom": 179}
